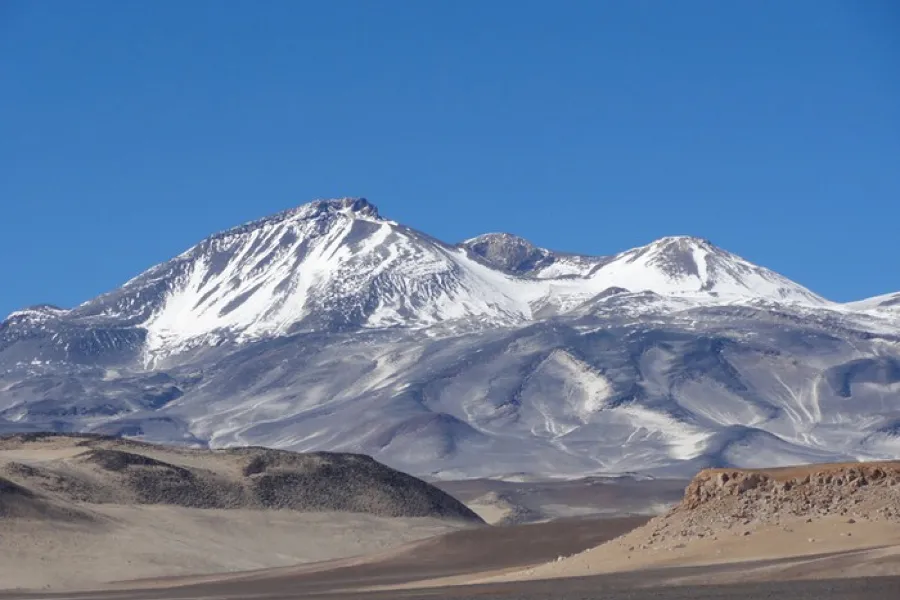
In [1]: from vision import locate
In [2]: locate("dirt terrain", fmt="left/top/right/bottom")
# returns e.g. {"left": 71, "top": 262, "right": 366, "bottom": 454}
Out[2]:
{"left": 2, "top": 515, "right": 898, "bottom": 600}
{"left": 0, "top": 433, "right": 481, "bottom": 590}
{"left": 434, "top": 475, "right": 686, "bottom": 524}
{"left": 4, "top": 440, "right": 900, "bottom": 598}
{"left": 481, "top": 461, "right": 900, "bottom": 585}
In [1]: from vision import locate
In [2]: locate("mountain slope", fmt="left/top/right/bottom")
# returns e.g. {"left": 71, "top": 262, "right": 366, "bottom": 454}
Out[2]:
{"left": 76, "top": 199, "right": 538, "bottom": 364}
{"left": 588, "top": 236, "right": 827, "bottom": 305}
{"left": 1, "top": 198, "right": 898, "bottom": 478}
{"left": 847, "top": 291, "right": 900, "bottom": 312}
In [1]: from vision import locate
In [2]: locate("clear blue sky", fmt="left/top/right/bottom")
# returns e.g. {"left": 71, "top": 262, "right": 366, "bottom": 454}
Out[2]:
{"left": 2, "top": 0, "right": 898, "bottom": 317}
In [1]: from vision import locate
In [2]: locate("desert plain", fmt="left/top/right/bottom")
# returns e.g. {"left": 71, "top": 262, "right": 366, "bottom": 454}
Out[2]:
{"left": 1, "top": 434, "right": 899, "bottom": 600}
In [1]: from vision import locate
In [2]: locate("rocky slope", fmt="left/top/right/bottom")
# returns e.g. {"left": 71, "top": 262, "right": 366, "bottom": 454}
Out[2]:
{"left": 532, "top": 462, "right": 900, "bottom": 562}
{"left": 0, "top": 433, "right": 482, "bottom": 522}
{"left": 559, "top": 462, "right": 900, "bottom": 559}
{"left": 2, "top": 198, "right": 899, "bottom": 478}
{"left": 641, "top": 462, "right": 900, "bottom": 546}
{"left": 488, "top": 461, "right": 900, "bottom": 585}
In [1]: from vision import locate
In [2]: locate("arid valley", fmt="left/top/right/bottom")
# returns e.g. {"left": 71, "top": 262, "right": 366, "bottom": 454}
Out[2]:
{"left": 0, "top": 434, "right": 898, "bottom": 599}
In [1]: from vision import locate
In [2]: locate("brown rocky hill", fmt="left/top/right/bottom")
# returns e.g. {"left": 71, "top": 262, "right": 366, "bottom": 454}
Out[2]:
{"left": 673, "top": 462, "right": 900, "bottom": 533}
{"left": 604, "top": 461, "right": 900, "bottom": 554}
{"left": 486, "top": 461, "right": 900, "bottom": 584}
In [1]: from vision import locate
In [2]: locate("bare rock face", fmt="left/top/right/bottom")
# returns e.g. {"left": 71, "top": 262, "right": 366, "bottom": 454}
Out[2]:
{"left": 632, "top": 462, "right": 900, "bottom": 545}
{"left": 680, "top": 463, "right": 900, "bottom": 516}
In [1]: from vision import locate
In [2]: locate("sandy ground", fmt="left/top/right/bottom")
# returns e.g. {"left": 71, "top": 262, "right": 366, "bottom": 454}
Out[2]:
{"left": 481, "top": 515, "right": 900, "bottom": 585}
{"left": 375, "top": 462, "right": 900, "bottom": 591}
{"left": 299, "top": 515, "right": 900, "bottom": 596}
{"left": 0, "top": 505, "right": 459, "bottom": 591}
{"left": 434, "top": 476, "right": 686, "bottom": 525}
{"left": 465, "top": 499, "right": 513, "bottom": 524}
{"left": 0, "top": 515, "right": 647, "bottom": 599}
{"left": 0, "top": 434, "right": 477, "bottom": 591}
{"left": 453, "top": 462, "right": 900, "bottom": 589}
{"left": 3, "top": 514, "right": 899, "bottom": 600}
{"left": 4, "top": 442, "right": 900, "bottom": 598}
{"left": 0, "top": 434, "right": 680, "bottom": 592}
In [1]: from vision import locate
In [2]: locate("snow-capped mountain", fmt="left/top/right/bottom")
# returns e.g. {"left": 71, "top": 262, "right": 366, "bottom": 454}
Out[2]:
{"left": 590, "top": 235, "right": 827, "bottom": 305}
{"left": 847, "top": 291, "right": 900, "bottom": 313}
{"left": 2, "top": 198, "right": 898, "bottom": 479}
{"left": 462, "top": 231, "right": 826, "bottom": 304}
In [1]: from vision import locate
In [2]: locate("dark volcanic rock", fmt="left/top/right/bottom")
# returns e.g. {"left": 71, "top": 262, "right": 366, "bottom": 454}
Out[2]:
{"left": 0, "top": 434, "right": 483, "bottom": 522}
{"left": 232, "top": 447, "right": 482, "bottom": 521}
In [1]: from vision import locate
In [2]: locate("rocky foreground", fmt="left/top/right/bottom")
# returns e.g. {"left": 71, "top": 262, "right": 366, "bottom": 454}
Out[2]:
{"left": 645, "top": 462, "right": 900, "bottom": 547}
{"left": 604, "top": 462, "right": 900, "bottom": 550}
{"left": 484, "top": 461, "right": 900, "bottom": 585}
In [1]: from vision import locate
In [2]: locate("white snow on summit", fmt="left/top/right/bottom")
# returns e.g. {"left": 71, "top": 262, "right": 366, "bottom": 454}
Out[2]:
{"left": 585, "top": 236, "right": 828, "bottom": 305}
{"left": 106, "top": 200, "right": 831, "bottom": 361}
{"left": 140, "top": 199, "right": 536, "bottom": 361}
{"left": 846, "top": 291, "right": 900, "bottom": 312}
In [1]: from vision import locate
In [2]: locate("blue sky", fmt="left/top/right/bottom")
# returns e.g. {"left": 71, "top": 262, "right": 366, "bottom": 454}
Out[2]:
{"left": 2, "top": 0, "right": 898, "bottom": 317}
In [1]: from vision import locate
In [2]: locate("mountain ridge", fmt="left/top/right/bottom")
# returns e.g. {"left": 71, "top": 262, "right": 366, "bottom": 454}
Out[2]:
{"left": 3, "top": 199, "right": 845, "bottom": 327}
{"left": 9, "top": 199, "right": 890, "bottom": 326}
{"left": 1, "top": 198, "right": 898, "bottom": 479}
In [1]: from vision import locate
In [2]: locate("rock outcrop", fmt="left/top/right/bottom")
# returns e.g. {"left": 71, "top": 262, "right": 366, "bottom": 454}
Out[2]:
{"left": 624, "top": 462, "right": 900, "bottom": 550}
{"left": 486, "top": 461, "right": 900, "bottom": 586}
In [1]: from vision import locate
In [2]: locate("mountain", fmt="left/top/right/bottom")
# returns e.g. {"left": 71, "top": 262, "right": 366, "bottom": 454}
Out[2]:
{"left": 2, "top": 198, "right": 899, "bottom": 479}
{"left": 847, "top": 291, "right": 900, "bottom": 313}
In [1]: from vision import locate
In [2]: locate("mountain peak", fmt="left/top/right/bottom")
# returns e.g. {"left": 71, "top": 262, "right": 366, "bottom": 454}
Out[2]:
{"left": 3, "top": 198, "right": 897, "bottom": 482}
{"left": 278, "top": 197, "right": 381, "bottom": 226}
{"left": 648, "top": 235, "right": 716, "bottom": 248}
{"left": 305, "top": 197, "right": 379, "bottom": 218}
{"left": 10, "top": 201, "right": 829, "bottom": 366}
{"left": 595, "top": 234, "right": 826, "bottom": 304}
{"left": 640, "top": 236, "right": 724, "bottom": 261}
{"left": 462, "top": 233, "right": 553, "bottom": 274}
{"left": 465, "top": 232, "right": 534, "bottom": 245}
{"left": 210, "top": 198, "right": 382, "bottom": 243}
{"left": 616, "top": 236, "right": 727, "bottom": 284}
